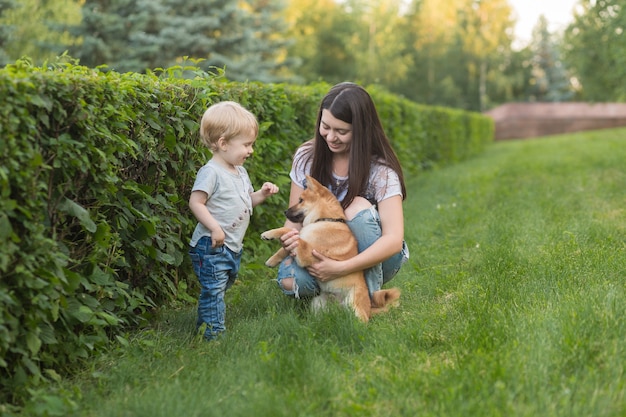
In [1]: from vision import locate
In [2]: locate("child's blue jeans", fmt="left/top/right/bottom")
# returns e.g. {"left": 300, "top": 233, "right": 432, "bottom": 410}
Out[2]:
{"left": 276, "top": 205, "right": 409, "bottom": 298}
{"left": 189, "top": 236, "right": 241, "bottom": 340}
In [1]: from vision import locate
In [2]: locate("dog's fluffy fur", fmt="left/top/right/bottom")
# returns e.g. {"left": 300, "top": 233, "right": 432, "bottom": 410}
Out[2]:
{"left": 261, "top": 175, "right": 400, "bottom": 322}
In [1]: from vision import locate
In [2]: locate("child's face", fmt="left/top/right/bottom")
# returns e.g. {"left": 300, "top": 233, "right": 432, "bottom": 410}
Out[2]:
{"left": 220, "top": 131, "right": 257, "bottom": 167}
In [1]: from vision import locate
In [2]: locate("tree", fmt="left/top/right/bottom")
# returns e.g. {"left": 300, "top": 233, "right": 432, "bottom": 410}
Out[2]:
{"left": 226, "top": 0, "right": 297, "bottom": 82}
{"left": 0, "top": 0, "right": 17, "bottom": 66}
{"left": 397, "top": 0, "right": 469, "bottom": 106}
{"left": 0, "top": 0, "right": 81, "bottom": 65}
{"left": 71, "top": 0, "right": 294, "bottom": 81}
{"left": 346, "top": 0, "right": 411, "bottom": 87}
{"left": 563, "top": 0, "right": 626, "bottom": 101}
{"left": 0, "top": 0, "right": 566, "bottom": 108}
{"left": 284, "top": 0, "right": 358, "bottom": 84}
{"left": 70, "top": 0, "right": 146, "bottom": 71}
{"left": 394, "top": 0, "right": 516, "bottom": 111}
{"left": 489, "top": 45, "right": 534, "bottom": 104}
{"left": 457, "top": 0, "right": 515, "bottom": 111}
{"left": 527, "top": 15, "right": 573, "bottom": 102}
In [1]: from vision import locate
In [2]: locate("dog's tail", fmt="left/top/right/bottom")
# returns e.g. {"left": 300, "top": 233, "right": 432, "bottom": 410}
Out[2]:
{"left": 370, "top": 288, "right": 401, "bottom": 315}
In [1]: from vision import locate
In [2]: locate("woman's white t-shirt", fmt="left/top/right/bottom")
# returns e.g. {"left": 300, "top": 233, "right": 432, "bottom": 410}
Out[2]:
{"left": 289, "top": 146, "right": 403, "bottom": 205}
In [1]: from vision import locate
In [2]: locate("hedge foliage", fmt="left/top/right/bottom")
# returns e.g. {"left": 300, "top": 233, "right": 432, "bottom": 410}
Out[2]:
{"left": 0, "top": 60, "right": 493, "bottom": 406}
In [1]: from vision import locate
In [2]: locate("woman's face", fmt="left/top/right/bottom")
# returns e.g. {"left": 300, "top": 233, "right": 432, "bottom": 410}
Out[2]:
{"left": 319, "top": 109, "right": 352, "bottom": 154}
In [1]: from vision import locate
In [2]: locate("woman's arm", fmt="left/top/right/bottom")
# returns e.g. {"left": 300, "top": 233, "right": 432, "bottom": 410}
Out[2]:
{"left": 308, "top": 195, "right": 404, "bottom": 281}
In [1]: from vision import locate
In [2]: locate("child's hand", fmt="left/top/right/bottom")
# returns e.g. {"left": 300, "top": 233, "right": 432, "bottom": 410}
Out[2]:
{"left": 210, "top": 228, "right": 226, "bottom": 248}
{"left": 261, "top": 182, "right": 279, "bottom": 197}
{"left": 251, "top": 182, "right": 279, "bottom": 207}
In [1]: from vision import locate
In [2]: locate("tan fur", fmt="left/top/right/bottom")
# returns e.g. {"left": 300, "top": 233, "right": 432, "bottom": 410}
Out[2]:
{"left": 261, "top": 175, "right": 400, "bottom": 322}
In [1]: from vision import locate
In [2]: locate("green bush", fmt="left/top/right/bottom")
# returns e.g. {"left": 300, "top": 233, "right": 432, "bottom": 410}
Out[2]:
{"left": 0, "top": 60, "right": 492, "bottom": 406}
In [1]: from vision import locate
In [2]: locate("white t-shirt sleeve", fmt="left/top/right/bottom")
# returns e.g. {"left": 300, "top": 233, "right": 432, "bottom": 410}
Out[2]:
{"left": 369, "top": 164, "right": 403, "bottom": 203}
{"left": 289, "top": 146, "right": 310, "bottom": 189}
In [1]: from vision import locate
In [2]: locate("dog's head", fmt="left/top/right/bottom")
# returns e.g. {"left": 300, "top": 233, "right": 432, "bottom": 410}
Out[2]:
{"left": 285, "top": 175, "right": 345, "bottom": 225}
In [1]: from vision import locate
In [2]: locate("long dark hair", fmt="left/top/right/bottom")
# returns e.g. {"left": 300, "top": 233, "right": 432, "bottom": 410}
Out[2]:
{"left": 297, "top": 82, "right": 406, "bottom": 210}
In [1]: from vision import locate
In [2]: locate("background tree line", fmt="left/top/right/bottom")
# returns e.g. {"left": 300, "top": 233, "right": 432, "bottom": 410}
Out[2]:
{"left": 1, "top": 0, "right": 625, "bottom": 111}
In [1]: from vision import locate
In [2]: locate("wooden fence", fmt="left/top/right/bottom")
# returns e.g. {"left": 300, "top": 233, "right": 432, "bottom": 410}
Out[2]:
{"left": 485, "top": 103, "right": 626, "bottom": 140}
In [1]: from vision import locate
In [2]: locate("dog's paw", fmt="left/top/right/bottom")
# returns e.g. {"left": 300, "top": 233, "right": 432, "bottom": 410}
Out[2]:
{"left": 260, "top": 232, "right": 271, "bottom": 241}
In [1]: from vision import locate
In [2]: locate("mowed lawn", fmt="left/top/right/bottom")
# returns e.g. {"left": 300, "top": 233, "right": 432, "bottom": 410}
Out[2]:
{"left": 40, "top": 128, "right": 625, "bottom": 417}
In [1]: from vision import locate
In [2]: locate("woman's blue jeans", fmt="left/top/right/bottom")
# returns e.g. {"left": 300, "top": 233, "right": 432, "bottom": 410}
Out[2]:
{"left": 189, "top": 236, "right": 241, "bottom": 340}
{"left": 276, "top": 205, "right": 409, "bottom": 298}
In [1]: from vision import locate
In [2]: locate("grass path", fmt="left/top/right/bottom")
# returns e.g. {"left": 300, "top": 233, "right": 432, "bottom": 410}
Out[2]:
{"left": 35, "top": 129, "right": 626, "bottom": 417}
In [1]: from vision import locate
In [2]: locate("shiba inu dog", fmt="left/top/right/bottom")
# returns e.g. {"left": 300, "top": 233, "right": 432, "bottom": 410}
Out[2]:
{"left": 261, "top": 175, "right": 400, "bottom": 322}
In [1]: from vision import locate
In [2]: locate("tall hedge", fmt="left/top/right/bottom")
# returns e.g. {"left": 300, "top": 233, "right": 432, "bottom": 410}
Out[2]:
{"left": 0, "top": 60, "right": 493, "bottom": 406}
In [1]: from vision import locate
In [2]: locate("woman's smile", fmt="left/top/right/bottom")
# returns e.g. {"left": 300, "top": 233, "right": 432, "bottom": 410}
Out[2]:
{"left": 320, "top": 109, "right": 352, "bottom": 153}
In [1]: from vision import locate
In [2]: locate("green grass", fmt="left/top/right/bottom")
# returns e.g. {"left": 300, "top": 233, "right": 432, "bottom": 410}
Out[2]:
{"left": 25, "top": 128, "right": 626, "bottom": 416}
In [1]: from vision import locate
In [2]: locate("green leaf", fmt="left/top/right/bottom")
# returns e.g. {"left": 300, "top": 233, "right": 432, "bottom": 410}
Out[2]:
{"left": 115, "top": 335, "right": 130, "bottom": 347}
{"left": 63, "top": 268, "right": 83, "bottom": 293}
{"left": 0, "top": 213, "right": 12, "bottom": 240}
{"left": 40, "top": 324, "right": 58, "bottom": 345}
{"left": 164, "top": 126, "right": 177, "bottom": 151}
{"left": 90, "top": 266, "right": 113, "bottom": 286}
{"left": 44, "top": 368, "right": 62, "bottom": 383}
{"left": 93, "top": 223, "right": 112, "bottom": 247}
{"left": 21, "top": 352, "right": 41, "bottom": 376}
{"left": 75, "top": 306, "right": 95, "bottom": 323}
{"left": 26, "top": 331, "right": 42, "bottom": 355}
{"left": 28, "top": 94, "right": 52, "bottom": 111}
{"left": 97, "top": 312, "right": 121, "bottom": 326}
{"left": 156, "top": 250, "right": 176, "bottom": 265}
{"left": 146, "top": 117, "right": 161, "bottom": 130}
{"left": 57, "top": 198, "right": 97, "bottom": 233}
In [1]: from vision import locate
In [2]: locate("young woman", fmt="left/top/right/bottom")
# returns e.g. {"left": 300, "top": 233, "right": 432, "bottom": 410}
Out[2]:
{"left": 276, "top": 82, "right": 409, "bottom": 299}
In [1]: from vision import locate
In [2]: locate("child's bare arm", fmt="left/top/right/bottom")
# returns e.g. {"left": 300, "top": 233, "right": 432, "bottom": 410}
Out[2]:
{"left": 251, "top": 182, "right": 279, "bottom": 207}
{"left": 189, "top": 190, "right": 226, "bottom": 247}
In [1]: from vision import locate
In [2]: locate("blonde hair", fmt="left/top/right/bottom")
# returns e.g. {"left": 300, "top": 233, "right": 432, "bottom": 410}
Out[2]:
{"left": 199, "top": 101, "right": 259, "bottom": 151}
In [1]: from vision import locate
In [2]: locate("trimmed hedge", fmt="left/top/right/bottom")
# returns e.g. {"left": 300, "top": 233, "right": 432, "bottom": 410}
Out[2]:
{"left": 0, "top": 60, "right": 493, "bottom": 405}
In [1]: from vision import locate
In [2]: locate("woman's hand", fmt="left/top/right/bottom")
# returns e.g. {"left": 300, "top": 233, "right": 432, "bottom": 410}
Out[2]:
{"left": 280, "top": 229, "right": 300, "bottom": 256}
{"left": 308, "top": 250, "right": 346, "bottom": 282}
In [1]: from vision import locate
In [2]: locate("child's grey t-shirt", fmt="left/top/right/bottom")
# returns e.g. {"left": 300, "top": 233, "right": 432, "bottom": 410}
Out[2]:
{"left": 189, "top": 159, "right": 254, "bottom": 252}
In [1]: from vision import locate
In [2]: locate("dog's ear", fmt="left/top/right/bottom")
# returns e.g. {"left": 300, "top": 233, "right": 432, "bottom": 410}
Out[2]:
{"left": 305, "top": 175, "right": 320, "bottom": 190}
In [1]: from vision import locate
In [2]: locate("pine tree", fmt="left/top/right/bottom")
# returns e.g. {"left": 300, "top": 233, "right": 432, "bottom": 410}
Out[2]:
{"left": 227, "top": 0, "right": 297, "bottom": 82}
{"left": 70, "top": 0, "right": 293, "bottom": 80}
{"left": 155, "top": 0, "right": 244, "bottom": 72}
{"left": 71, "top": 0, "right": 147, "bottom": 71}
{"left": 528, "top": 15, "right": 573, "bottom": 102}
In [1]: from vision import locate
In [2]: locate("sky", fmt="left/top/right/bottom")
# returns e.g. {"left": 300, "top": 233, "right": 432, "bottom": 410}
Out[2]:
{"left": 509, "top": 0, "right": 580, "bottom": 47}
